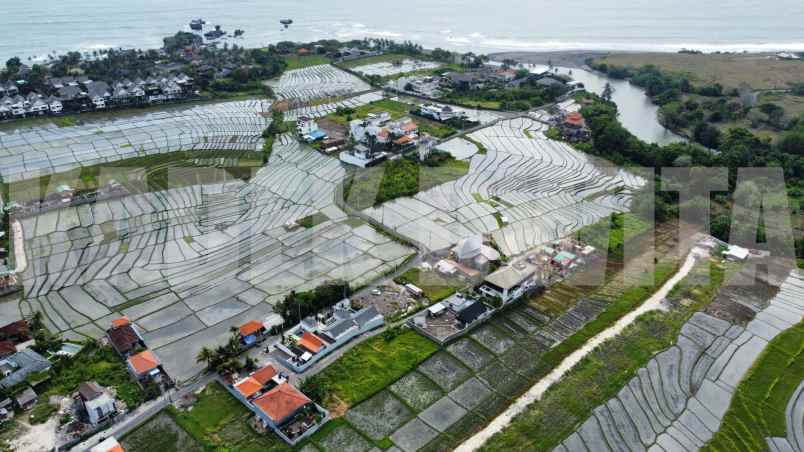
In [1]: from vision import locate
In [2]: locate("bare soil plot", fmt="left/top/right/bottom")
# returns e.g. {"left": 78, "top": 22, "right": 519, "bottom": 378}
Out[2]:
{"left": 596, "top": 52, "right": 804, "bottom": 90}
{"left": 390, "top": 371, "right": 444, "bottom": 412}
{"left": 417, "top": 351, "right": 472, "bottom": 392}
{"left": 345, "top": 390, "right": 414, "bottom": 441}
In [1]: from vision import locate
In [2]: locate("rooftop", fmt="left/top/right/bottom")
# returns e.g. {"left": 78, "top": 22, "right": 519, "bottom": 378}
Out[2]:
{"left": 127, "top": 350, "right": 160, "bottom": 375}
{"left": 239, "top": 320, "right": 264, "bottom": 337}
{"left": 253, "top": 382, "right": 311, "bottom": 423}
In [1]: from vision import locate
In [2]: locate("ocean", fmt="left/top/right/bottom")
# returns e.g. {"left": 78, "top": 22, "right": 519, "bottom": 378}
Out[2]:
{"left": 4, "top": 0, "right": 804, "bottom": 62}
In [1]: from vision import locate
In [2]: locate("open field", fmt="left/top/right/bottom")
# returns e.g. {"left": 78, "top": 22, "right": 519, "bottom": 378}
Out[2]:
{"left": 594, "top": 52, "right": 804, "bottom": 90}
{"left": 351, "top": 59, "right": 442, "bottom": 78}
{"left": 340, "top": 53, "right": 430, "bottom": 69}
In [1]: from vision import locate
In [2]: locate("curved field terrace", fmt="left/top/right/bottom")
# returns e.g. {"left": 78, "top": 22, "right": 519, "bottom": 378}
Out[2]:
{"left": 268, "top": 64, "right": 373, "bottom": 102}
{"left": 363, "top": 117, "right": 646, "bottom": 256}
{"left": 0, "top": 100, "right": 272, "bottom": 183}
{"left": 15, "top": 135, "right": 414, "bottom": 381}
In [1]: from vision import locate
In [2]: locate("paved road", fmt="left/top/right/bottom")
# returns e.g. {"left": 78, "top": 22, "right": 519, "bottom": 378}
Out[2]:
{"left": 68, "top": 373, "right": 215, "bottom": 451}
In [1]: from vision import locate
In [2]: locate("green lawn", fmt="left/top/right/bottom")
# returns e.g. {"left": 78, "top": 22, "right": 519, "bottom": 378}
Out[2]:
{"left": 394, "top": 267, "right": 467, "bottom": 302}
{"left": 168, "top": 382, "right": 291, "bottom": 452}
{"left": 284, "top": 54, "right": 331, "bottom": 70}
{"left": 575, "top": 213, "right": 651, "bottom": 262}
{"left": 702, "top": 322, "right": 804, "bottom": 452}
{"left": 43, "top": 343, "right": 145, "bottom": 408}
{"left": 297, "top": 212, "right": 330, "bottom": 229}
{"left": 345, "top": 156, "right": 469, "bottom": 210}
{"left": 304, "top": 329, "right": 439, "bottom": 407}
{"left": 481, "top": 260, "right": 731, "bottom": 451}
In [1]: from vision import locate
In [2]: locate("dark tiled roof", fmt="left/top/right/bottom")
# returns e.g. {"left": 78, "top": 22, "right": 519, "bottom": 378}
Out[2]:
{"left": 456, "top": 301, "right": 488, "bottom": 325}
{"left": 78, "top": 381, "right": 105, "bottom": 401}
{"left": 0, "top": 320, "right": 28, "bottom": 338}
{"left": 107, "top": 324, "right": 141, "bottom": 355}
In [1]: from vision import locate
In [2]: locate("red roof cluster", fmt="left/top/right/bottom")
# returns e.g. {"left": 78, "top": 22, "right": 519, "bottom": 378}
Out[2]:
{"left": 564, "top": 112, "right": 585, "bottom": 126}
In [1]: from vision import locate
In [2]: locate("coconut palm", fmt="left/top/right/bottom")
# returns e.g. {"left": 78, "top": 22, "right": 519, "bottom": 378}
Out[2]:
{"left": 196, "top": 346, "right": 215, "bottom": 369}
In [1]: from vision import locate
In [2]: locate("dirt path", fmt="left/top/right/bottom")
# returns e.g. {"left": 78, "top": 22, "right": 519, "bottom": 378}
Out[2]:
{"left": 9, "top": 418, "right": 58, "bottom": 452}
{"left": 455, "top": 248, "right": 702, "bottom": 452}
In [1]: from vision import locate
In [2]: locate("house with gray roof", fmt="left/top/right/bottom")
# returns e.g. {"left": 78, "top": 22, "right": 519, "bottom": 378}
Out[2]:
{"left": 0, "top": 349, "right": 52, "bottom": 389}
{"left": 274, "top": 302, "right": 384, "bottom": 373}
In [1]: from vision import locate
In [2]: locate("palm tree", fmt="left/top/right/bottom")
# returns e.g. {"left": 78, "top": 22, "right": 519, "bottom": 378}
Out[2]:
{"left": 196, "top": 346, "right": 215, "bottom": 369}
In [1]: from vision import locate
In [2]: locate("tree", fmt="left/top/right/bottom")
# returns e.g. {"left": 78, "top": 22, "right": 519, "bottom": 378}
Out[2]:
{"left": 196, "top": 347, "right": 215, "bottom": 369}
{"left": 601, "top": 82, "right": 614, "bottom": 101}
{"left": 693, "top": 121, "right": 722, "bottom": 149}
{"left": 758, "top": 103, "right": 785, "bottom": 128}
{"left": 5, "top": 57, "right": 21, "bottom": 73}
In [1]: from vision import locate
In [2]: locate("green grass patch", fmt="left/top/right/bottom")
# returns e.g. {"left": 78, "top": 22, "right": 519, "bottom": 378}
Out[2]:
{"left": 702, "top": 322, "right": 804, "bottom": 451}
{"left": 345, "top": 156, "right": 469, "bottom": 210}
{"left": 463, "top": 136, "right": 488, "bottom": 155}
{"left": 394, "top": 267, "right": 466, "bottom": 302}
{"left": 481, "top": 259, "right": 729, "bottom": 451}
{"left": 575, "top": 213, "right": 651, "bottom": 262}
{"left": 122, "top": 411, "right": 204, "bottom": 452}
{"left": 304, "top": 329, "right": 439, "bottom": 407}
{"left": 523, "top": 129, "right": 533, "bottom": 139}
{"left": 42, "top": 342, "right": 145, "bottom": 408}
{"left": 28, "top": 401, "right": 58, "bottom": 424}
{"left": 284, "top": 54, "right": 331, "bottom": 70}
{"left": 168, "top": 382, "right": 290, "bottom": 452}
{"left": 297, "top": 212, "right": 330, "bottom": 229}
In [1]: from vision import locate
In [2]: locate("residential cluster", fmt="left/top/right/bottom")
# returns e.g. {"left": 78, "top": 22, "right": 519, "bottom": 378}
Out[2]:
{"left": 106, "top": 317, "right": 171, "bottom": 391}
{"left": 410, "top": 237, "right": 596, "bottom": 344}
{"left": 338, "top": 111, "right": 435, "bottom": 167}
{"left": 0, "top": 73, "right": 195, "bottom": 120}
{"left": 273, "top": 300, "right": 384, "bottom": 373}
{"left": 224, "top": 363, "right": 329, "bottom": 445}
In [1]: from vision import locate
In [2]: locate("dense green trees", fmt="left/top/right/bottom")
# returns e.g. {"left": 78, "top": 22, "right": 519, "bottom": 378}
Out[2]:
{"left": 276, "top": 282, "right": 351, "bottom": 326}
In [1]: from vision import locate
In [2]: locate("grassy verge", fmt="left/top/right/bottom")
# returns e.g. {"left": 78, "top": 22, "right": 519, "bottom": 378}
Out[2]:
{"left": 481, "top": 259, "right": 731, "bottom": 451}
{"left": 463, "top": 136, "right": 488, "bottom": 155}
{"left": 303, "top": 329, "right": 439, "bottom": 408}
{"left": 702, "top": 322, "right": 804, "bottom": 452}
{"left": 297, "top": 212, "right": 329, "bottom": 229}
{"left": 28, "top": 401, "right": 58, "bottom": 425}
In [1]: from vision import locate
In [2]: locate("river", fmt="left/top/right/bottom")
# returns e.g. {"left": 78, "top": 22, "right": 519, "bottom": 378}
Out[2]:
{"left": 554, "top": 68, "right": 686, "bottom": 145}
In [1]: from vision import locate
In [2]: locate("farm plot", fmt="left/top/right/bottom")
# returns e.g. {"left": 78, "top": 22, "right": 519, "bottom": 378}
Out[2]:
{"left": 268, "top": 64, "right": 372, "bottom": 103}
{"left": 313, "top": 298, "right": 614, "bottom": 451}
{"left": 16, "top": 135, "right": 414, "bottom": 380}
{"left": 363, "top": 117, "right": 646, "bottom": 256}
{"left": 554, "top": 269, "right": 804, "bottom": 452}
{"left": 283, "top": 91, "right": 384, "bottom": 122}
{"left": 352, "top": 59, "right": 442, "bottom": 77}
{"left": 0, "top": 99, "right": 271, "bottom": 183}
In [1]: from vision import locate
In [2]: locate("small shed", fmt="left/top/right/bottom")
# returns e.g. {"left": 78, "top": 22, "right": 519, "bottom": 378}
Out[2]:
{"left": 14, "top": 387, "right": 37, "bottom": 410}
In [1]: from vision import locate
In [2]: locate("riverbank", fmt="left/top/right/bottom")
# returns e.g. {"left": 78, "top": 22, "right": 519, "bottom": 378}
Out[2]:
{"left": 488, "top": 50, "right": 610, "bottom": 68}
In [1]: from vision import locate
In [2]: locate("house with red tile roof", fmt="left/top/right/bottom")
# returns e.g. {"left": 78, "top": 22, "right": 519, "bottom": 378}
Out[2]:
{"left": 0, "top": 341, "right": 16, "bottom": 358}
{"left": 223, "top": 368, "right": 328, "bottom": 445}
{"left": 233, "top": 364, "right": 282, "bottom": 400}
{"left": 126, "top": 350, "right": 167, "bottom": 387}
{"left": 238, "top": 320, "right": 267, "bottom": 347}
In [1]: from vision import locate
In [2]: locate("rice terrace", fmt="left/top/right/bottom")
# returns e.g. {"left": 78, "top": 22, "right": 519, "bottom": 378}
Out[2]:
{"left": 0, "top": 21, "right": 801, "bottom": 452}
